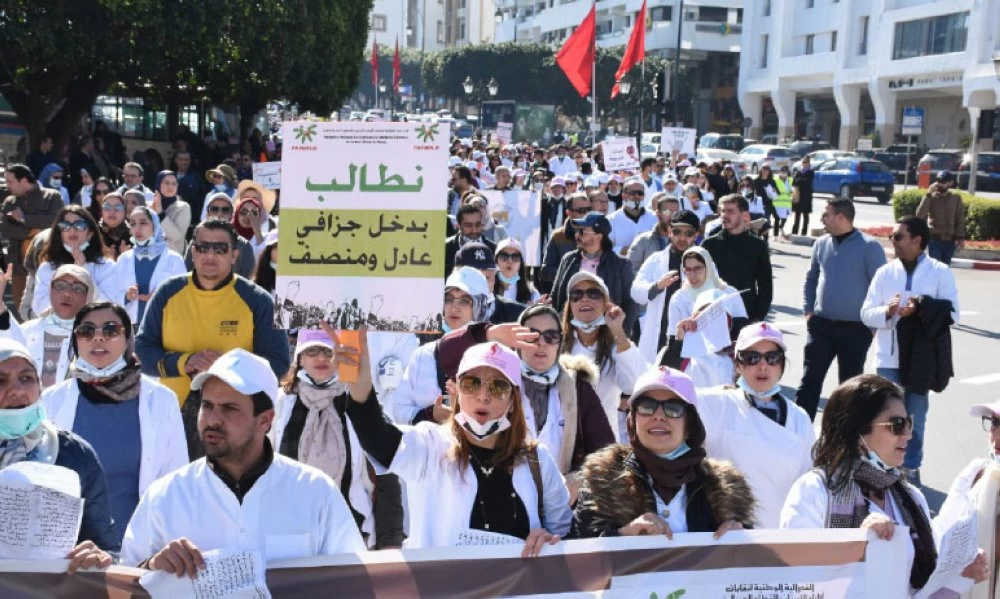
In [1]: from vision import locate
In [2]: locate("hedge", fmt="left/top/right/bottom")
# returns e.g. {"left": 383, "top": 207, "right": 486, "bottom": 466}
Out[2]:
{"left": 892, "top": 189, "right": 1000, "bottom": 241}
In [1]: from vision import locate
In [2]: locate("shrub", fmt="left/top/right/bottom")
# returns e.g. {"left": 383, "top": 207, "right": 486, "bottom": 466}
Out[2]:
{"left": 892, "top": 189, "right": 1000, "bottom": 241}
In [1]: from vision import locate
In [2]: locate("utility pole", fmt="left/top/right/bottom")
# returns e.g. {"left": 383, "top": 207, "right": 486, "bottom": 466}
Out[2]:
{"left": 671, "top": 0, "right": 684, "bottom": 126}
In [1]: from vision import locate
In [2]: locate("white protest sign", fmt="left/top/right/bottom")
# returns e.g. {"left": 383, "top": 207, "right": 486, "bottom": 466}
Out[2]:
{"left": 602, "top": 138, "right": 640, "bottom": 171}
{"left": 660, "top": 127, "right": 697, "bottom": 158}
{"left": 252, "top": 162, "right": 282, "bottom": 190}
{"left": 140, "top": 549, "right": 270, "bottom": 599}
{"left": 0, "top": 463, "right": 84, "bottom": 560}
{"left": 481, "top": 189, "right": 543, "bottom": 266}
{"left": 455, "top": 529, "right": 522, "bottom": 547}
{"left": 680, "top": 291, "right": 747, "bottom": 358}
{"left": 495, "top": 122, "right": 513, "bottom": 145}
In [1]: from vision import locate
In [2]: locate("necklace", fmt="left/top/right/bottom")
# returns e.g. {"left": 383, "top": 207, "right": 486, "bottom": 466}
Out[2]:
{"left": 469, "top": 452, "right": 519, "bottom": 533}
{"left": 470, "top": 452, "right": 495, "bottom": 477}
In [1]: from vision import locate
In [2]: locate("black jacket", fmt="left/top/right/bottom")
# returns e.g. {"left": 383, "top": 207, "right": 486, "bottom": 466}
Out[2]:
{"left": 489, "top": 294, "right": 527, "bottom": 325}
{"left": 701, "top": 229, "right": 773, "bottom": 323}
{"left": 897, "top": 296, "right": 954, "bottom": 395}
{"left": 551, "top": 249, "right": 638, "bottom": 333}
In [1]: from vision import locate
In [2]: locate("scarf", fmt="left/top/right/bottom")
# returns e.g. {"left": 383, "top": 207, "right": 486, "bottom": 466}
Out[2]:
{"left": 828, "top": 460, "right": 937, "bottom": 589}
{"left": 155, "top": 170, "right": 178, "bottom": 213}
{"left": 296, "top": 377, "right": 349, "bottom": 486}
{"left": 232, "top": 197, "right": 264, "bottom": 241}
{"left": 0, "top": 424, "right": 47, "bottom": 470}
{"left": 131, "top": 206, "right": 167, "bottom": 260}
{"left": 73, "top": 362, "right": 143, "bottom": 403}
{"left": 43, "top": 313, "right": 75, "bottom": 337}
{"left": 521, "top": 364, "right": 559, "bottom": 433}
{"left": 632, "top": 441, "right": 707, "bottom": 506}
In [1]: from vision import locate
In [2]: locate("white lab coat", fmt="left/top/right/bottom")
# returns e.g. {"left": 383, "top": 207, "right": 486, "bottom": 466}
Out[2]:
{"left": 697, "top": 385, "right": 816, "bottom": 528}
{"left": 607, "top": 208, "right": 658, "bottom": 255}
{"left": 631, "top": 250, "right": 686, "bottom": 363}
{"left": 377, "top": 421, "right": 572, "bottom": 549}
{"left": 20, "top": 318, "right": 72, "bottom": 389}
{"left": 861, "top": 256, "right": 960, "bottom": 369}
{"left": 270, "top": 391, "right": 376, "bottom": 547}
{"left": 665, "top": 287, "right": 747, "bottom": 387}
{"left": 383, "top": 342, "right": 439, "bottom": 425}
{"left": 120, "top": 454, "right": 366, "bottom": 566}
{"left": 41, "top": 375, "right": 186, "bottom": 496}
{"left": 33, "top": 259, "right": 124, "bottom": 316}
{"left": 116, "top": 248, "right": 188, "bottom": 324}
{"left": 567, "top": 337, "right": 648, "bottom": 442}
{"left": 548, "top": 156, "right": 574, "bottom": 177}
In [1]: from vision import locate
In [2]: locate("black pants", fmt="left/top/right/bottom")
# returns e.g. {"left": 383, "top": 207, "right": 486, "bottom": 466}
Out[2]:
{"left": 795, "top": 316, "right": 873, "bottom": 420}
{"left": 791, "top": 210, "right": 809, "bottom": 235}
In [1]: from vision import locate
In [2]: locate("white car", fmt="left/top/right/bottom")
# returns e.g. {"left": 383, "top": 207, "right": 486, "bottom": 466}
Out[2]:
{"left": 696, "top": 148, "right": 748, "bottom": 179}
{"left": 640, "top": 143, "right": 659, "bottom": 161}
{"left": 641, "top": 132, "right": 661, "bottom": 153}
{"left": 791, "top": 150, "right": 855, "bottom": 176}
{"left": 738, "top": 144, "right": 795, "bottom": 174}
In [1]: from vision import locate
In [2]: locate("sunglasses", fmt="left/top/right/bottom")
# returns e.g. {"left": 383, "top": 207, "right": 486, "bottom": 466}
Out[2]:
{"left": 52, "top": 280, "right": 89, "bottom": 295}
{"left": 458, "top": 375, "right": 514, "bottom": 401}
{"left": 302, "top": 346, "right": 334, "bottom": 358}
{"left": 192, "top": 241, "right": 232, "bottom": 255}
{"left": 568, "top": 206, "right": 590, "bottom": 215}
{"left": 74, "top": 322, "right": 125, "bottom": 341}
{"left": 102, "top": 202, "right": 126, "bottom": 212}
{"left": 207, "top": 205, "right": 233, "bottom": 216}
{"left": 238, "top": 208, "right": 259, "bottom": 217}
{"left": 569, "top": 288, "right": 605, "bottom": 303}
{"left": 58, "top": 219, "right": 89, "bottom": 232}
{"left": 529, "top": 327, "right": 563, "bottom": 346}
{"left": 444, "top": 295, "right": 474, "bottom": 308}
{"left": 982, "top": 416, "right": 1000, "bottom": 432}
{"left": 671, "top": 227, "right": 697, "bottom": 238}
{"left": 623, "top": 189, "right": 645, "bottom": 197}
{"left": 872, "top": 415, "right": 914, "bottom": 436}
{"left": 496, "top": 252, "right": 522, "bottom": 263}
{"left": 737, "top": 350, "right": 785, "bottom": 366}
{"left": 889, "top": 232, "right": 907, "bottom": 242}
{"left": 633, "top": 397, "right": 687, "bottom": 419}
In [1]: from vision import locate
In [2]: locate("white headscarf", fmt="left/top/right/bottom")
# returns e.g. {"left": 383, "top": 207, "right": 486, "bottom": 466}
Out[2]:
{"left": 676, "top": 246, "right": 729, "bottom": 305}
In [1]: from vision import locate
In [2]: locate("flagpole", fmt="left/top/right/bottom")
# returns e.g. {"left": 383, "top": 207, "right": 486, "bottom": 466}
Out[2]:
{"left": 591, "top": 0, "right": 597, "bottom": 141}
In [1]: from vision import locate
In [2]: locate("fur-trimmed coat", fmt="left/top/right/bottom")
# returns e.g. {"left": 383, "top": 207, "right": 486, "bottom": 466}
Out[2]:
{"left": 571, "top": 444, "right": 756, "bottom": 537}
{"left": 550, "top": 353, "right": 616, "bottom": 474}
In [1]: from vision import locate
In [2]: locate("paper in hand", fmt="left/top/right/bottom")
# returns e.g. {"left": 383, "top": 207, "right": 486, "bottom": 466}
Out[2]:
{"left": 0, "top": 462, "right": 84, "bottom": 560}
{"left": 139, "top": 549, "right": 271, "bottom": 599}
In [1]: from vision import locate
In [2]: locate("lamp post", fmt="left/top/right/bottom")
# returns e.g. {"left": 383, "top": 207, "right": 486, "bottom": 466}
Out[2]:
{"left": 378, "top": 80, "right": 392, "bottom": 121}
{"left": 463, "top": 76, "right": 499, "bottom": 135}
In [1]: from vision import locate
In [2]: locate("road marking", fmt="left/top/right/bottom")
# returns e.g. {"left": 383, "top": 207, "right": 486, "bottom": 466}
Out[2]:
{"left": 961, "top": 373, "right": 1000, "bottom": 385}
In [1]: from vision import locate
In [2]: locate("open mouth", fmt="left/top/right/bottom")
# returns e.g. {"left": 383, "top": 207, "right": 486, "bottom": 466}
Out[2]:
{"left": 472, "top": 408, "right": 491, "bottom": 423}
{"left": 645, "top": 426, "right": 670, "bottom": 437}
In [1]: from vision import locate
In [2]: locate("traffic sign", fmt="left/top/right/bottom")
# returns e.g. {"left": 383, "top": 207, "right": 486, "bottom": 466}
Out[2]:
{"left": 901, "top": 106, "right": 924, "bottom": 136}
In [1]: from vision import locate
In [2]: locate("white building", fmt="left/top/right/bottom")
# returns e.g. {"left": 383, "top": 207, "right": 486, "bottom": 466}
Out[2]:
{"left": 739, "top": 0, "right": 1000, "bottom": 151}
{"left": 368, "top": 0, "right": 498, "bottom": 50}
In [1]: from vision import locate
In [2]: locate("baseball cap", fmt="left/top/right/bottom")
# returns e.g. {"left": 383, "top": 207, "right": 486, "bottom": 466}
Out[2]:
{"left": 609, "top": 174, "right": 623, "bottom": 184}
{"left": 445, "top": 266, "right": 490, "bottom": 297}
{"left": 457, "top": 342, "right": 522, "bottom": 389}
{"left": 569, "top": 211, "right": 612, "bottom": 236}
{"left": 550, "top": 176, "right": 567, "bottom": 188}
{"left": 495, "top": 237, "right": 524, "bottom": 257}
{"left": 294, "top": 329, "right": 334, "bottom": 359}
{"left": 970, "top": 401, "right": 1000, "bottom": 419}
{"left": 465, "top": 161, "right": 479, "bottom": 172}
{"left": 683, "top": 167, "right": 701, "bottom": 179}
{"left": 936, "top": 170, "right": 954, "bottom": 182}
{"left": 595, "top": 172, "right": 610, "bottom": 184}
{"left": 455, "top": 241, "right": 497, "bottom": 270}
{"left": 630, "top": 366, "right": 698, "bottom": 406}
{"left": 735, "top": 322, "right": 788, "bottom": 353}
{"left": 671, "top": 209, "right": 701, "bottom": 230}
{"left": 448, "top": 156, "right": 463, "bottom": 167}
{"left": 567, "top": 271, "right": 610, "bottom": 298}
{"left": 190, "top": 348, "right": 279, "bottom": 406}
{"left": 583, "top": 176, "right": 600, "bottom": 188}
{"left": 664, "top": 172, "right": 679, "bottom": 184}
{"left": 623, "top": 176, "right": 645, "bottom": 189}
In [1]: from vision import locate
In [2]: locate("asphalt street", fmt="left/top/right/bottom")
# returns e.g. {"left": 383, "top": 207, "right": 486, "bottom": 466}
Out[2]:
{"left": 768, "top": 239, "right": 1000, "bottom": 512}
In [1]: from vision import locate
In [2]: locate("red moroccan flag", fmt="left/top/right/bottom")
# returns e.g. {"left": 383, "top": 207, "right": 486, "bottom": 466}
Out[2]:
{"left": 393, "top": 38, "right": 401, "bottom": 90}
{"left": 555, "top": 5, "right": 596, "bottom": 97}
{"left": 371, "top": 38, "right": 379, "bottom": 87}
{"left": 611, "top": 0, "right": 646, "bottom": 99}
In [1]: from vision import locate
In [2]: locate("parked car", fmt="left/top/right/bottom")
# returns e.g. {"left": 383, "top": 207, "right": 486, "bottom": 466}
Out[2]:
{"left": 641, "top": 132, "right": 661, "bottom": 152}
{"left": 791, "top": 150, "right": 855, "bottom": 176}
{"left": 696, "top": 148, "right": 748, "bottom": 178}
{"left": 737, "top": 144, "right": 794, "bottom": 174}
{"left": 699, "top": 133, "right": 745, "bottom": 152}
{"left": 812, "top": 157, "right": 895, "bottom": 204}
{"left": 957, "top": 152, "right": 1000, "bottom": 191}
{"left": 875, "top": 143, "right": 926, "bottom": 183}
{"left": 759, "top": 134, "right": 779, "bottom": 145}
{"left": 787, "top": 140, "right": 832, "bottom": 159}
{"left": 916, "top": 150, "right": 963, "bottom": 180}
{"left": 640, "top": 143, "right": 659, "bottom": 161}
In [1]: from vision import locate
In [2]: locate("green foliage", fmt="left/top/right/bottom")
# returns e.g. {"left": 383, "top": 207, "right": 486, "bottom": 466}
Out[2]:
{"left": 892, "top": 188, "right": 1000, "bottom": 240}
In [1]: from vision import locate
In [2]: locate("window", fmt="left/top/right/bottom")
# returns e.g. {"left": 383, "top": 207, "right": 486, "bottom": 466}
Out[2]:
{"left": 859, "top": 16, "right": 869, "bottom": 55}
{"left": 596, "top": 20, "right": 613, "bottom": 35}
{"left": 763, "top": 0, "right": 771, "bottom": 17}
{"left": 650, "top": 6, "right": 672, "bottom": 21}
{"left": 805, "top": 34, "right": 815, "bottom": 55}
{"left": 892, "top": 12, "right": 969, "bottom": 59}
{"left": 698, "top": 7, "right": 728, "bottom": 23}
{"left": 92, "top": 96, "right": 167, "bottom": 141}
{"left": 736, "top": 8, "right": 743, "bottom": 23}
{"left": 761, "top": 34, "right": 769, "bottom": 68}
{"left": 457, "top": 17, "right": 466, "bottom": 40}
{"left": 371, "top": 14, "right": 387, "bottom": 32}
{"left": 831, "top": 30, "right": 837, "bottom": 52}
{"left": 437, "top": 20, "right": 444, "bottom": 43}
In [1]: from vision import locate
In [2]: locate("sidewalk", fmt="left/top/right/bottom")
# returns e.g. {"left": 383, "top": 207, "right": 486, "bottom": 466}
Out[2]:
{"left": 778, "top": 234, "right": 1000, "bottom": 271}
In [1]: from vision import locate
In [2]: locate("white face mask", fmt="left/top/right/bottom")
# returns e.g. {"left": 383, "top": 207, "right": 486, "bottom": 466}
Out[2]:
{"left": 859, "top": 436, "right": 896, "bottom": 473}
{"left": 74, "top": 356, "right": 128, "bottom": 379}
{"left": 533, "top": 182, "right": 543, "bottom": 191}
{"left": 454, "top": 411, "right": 511, "bottom": 440}
{"left": 50, "top": 179, "right": 63, "bottom": 189}
{"left": 625, "top": 200, "right": 641, "bottom": 211}
{"left": 269, "top": 260, "right": 277, "bottom": 270}
{"left": 551, "top": 191, "right": 564, "bottom": 199}
{"left": 214, "top": 183, "right": 227, "bottom": 192}
{"left": 571, "top": 314, "right": 606, "bottom": 334}
{"left": 63, "top": 240, "right": 90, "bottom": 253}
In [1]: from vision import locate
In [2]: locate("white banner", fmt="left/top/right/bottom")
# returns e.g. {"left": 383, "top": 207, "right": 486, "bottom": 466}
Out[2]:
{"left": 602, "top": 138, "right": 641, "bottom": 171}
{"left": 661, "top": 127, "right": 697, "bottom": 158}
{"left": 481, "top": 189, "right": 543, "bottom": 267}
{"left": 495, "top": 122, "right": 513, "bottom": 145}
{"left": 252, "top": 162, "right": 282, "bottom": 190}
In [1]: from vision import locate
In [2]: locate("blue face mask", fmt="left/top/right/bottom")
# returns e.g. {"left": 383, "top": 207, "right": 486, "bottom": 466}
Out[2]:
{"left": 63, "top": 240, "right": 90, "bottom": 254}
{"left": 442, "top": 320, "right": 453, "bottom": 334}
{"left": 497, "top": 271, "right": 520, "bottom": 285}
{"left": 859, "top": 437, "right": 896, "bottom": 473}
{"left": 737, "top": 376, "right": 781, "bottom": 400}
{"left": 658, "top": 442, "right": 691, "bottom": 461}
{"left": 0, "top": 403, "right": 46, "bottom": 440}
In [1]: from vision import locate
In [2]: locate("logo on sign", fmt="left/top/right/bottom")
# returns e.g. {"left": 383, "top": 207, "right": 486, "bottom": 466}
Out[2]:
{"left": 293, "top": 124, "right": 317, "bottom": 143}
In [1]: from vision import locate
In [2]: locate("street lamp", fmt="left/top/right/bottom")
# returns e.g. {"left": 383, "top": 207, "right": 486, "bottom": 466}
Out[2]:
{"left": 487, "top": 77, "right": 499, "bottom": 97}
{"left": 495, "top": 8, "right": 503, "bottom": 24}
{"left": 619, "top": 80, "right": 632, "bottom": 95}
{"left": 462, "top": 76, "right": 474, "bottom": 96}
{"left": 463, "top": 76, "right": 500, "bottom": 134}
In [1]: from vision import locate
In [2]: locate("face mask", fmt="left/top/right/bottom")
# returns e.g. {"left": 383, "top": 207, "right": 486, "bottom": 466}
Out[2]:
{"left": 63, "top": 239, "right": 90, "bottom": 254}
{"left": 737, "top": 376, "right": 782, "bottom": 400}
{"left": 625, "top": 200, "right": 641, "bottom": 211}
{"left": 571, "top": 314, "right": 606, "bottom": 334}
{"left": 441, "top": 320, "right": 453, "bottom": 334}
{"left": 859, "top": 436, "right": 896, "bottom": 473}
{"left": 551, "top": 191, "right": 564, "bottom": 199}
{"left": 74, "top": 356, "right": 128, "bottom": 379}
{"left": 454, "top": 411, "right": 511, "bottom": 440}
{"left": 741, "top": 189, "right": 753, "bottom": 199}
{"left": 658, "top": 442, "right": 691, "bottom": 461}
{"left": 296, "top": 367, "right": 339, "bottom": 389}
{"left": 132, "top": 237, "right": 151, "bottom": 247}
{"left": 214, "top": 183, "right": 227, "bottom": 192}
{"left": 0, "top": 403, "right": 47, "bottom": 440}
{"left": 269, "top": 260, "right": 277, "bottom": 270}
{"left": 533, "top": 182, "right": 543, "bottom": 191}
{"left": 50, "top": 179, "right": 63, "bottom": 189}
{"left": 497, "top": 271, "right": 519, "bottom": 285}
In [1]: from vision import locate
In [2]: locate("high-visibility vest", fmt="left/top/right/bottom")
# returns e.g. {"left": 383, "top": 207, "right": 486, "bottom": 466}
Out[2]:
{"left": 773, "top": 177, "right": 793, "bottom": 210}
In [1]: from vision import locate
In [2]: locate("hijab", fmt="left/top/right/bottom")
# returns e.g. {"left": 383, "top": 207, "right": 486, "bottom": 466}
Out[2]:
{"left": 676, "top": 246, "right": 729, "bottom": 305}
{"left": 200, "top": 191, "right": 234, "bottom": 223}
{"left": 130, "top": 206, "right": 167, "bottom": 261}
{"left": 155, "top": 170, "right": 179, "bottom": 213}
{"left": 232, "top": 196, "right": 264, "bottom": 241}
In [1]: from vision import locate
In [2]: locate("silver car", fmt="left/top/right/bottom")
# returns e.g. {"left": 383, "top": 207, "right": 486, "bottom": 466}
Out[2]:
{"left": 737, "top": 144, "right": 795, "bottom": 174}
{"left": 791, "top": 150, "right": 855, "bottom": 176}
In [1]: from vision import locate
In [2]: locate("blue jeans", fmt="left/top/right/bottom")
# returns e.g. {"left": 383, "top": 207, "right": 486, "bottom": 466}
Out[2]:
{"left": 928, "top": 239, "right": 956, "bottom": 265}
{"left": 876, "top": 367, "right": 929, "bottom": 470}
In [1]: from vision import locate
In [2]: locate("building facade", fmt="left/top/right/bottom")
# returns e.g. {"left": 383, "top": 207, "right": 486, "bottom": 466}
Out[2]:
{"left": 739, "top": 0, "right": 1000, "bottom": 150}
{"left": 494, "top": 0, "right": 746, "bottom": 133}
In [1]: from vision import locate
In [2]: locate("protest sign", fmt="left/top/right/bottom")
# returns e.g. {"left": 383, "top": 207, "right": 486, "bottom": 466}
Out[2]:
{"left": 602, "top": 138, "right": 640, "bottom": 171}
{"left": 251, "top": 162, "right": 281, "bottom": 190}
{"left": 0, "top": 463, "right": 84, "bottom": 561}
{"left": 276, "top": 122, "right": 447, "bottom": 335}
{"left": 140, "top": 550, "right": 270, "bottom": 599}
{"left": 495, "top": 122, "right": 513, "bottom": 145}
{"left": 661, "top": 127, "right": 697, "bottom": 158}
{"left": 481, "top": 190, "right": 542, "bottom": 266}
{"left": 0, "top": 529, "right": 911, "bottom": 597}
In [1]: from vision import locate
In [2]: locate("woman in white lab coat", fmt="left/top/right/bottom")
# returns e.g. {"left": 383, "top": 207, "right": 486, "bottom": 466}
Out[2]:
{"left": 781, "top": 374, "right": 987, "bottom": 596}
{"left": 117, "top": 206, "right": 187, "bottom": 325}
{"left": 347, "top": 334, "right": 572, "bottom": 554}
{"left": 696, "top": 322, "right": 814, "bottom": 528}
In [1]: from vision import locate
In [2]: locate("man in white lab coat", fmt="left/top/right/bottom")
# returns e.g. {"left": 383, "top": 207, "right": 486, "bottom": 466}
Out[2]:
{"left": 121, "top": 348, "right": 365, "bottom": 574}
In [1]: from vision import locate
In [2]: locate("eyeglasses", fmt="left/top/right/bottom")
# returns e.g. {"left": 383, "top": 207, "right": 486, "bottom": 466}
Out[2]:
{"left": 623, "top": 189, "right": 645, "bottom": 197}
{"left": 74, "top": 322, "right": 125, "bottom": 341}
{"left": 102, "top": 202, "right": 126, "bottom": 212}
{"left": 529, "top": 327, "right": 563, "bottom": 346}
{"left": 302, "top": 346, "right": 334, "bottom": 358}
{"left": 58, "top": 219, "right": 89, "bottom": 232}
{"left": 192, "top": 241, "right": 231, "bottom": 255}
{"left": 737, "top": 350, "right": 785, "bottom": 366}
{"left": 458, "top": 375, "right": 513, "bottom": 401}
{"left": 52, "top": 280, "right": 89, "bottom": 295}
{"left": 207, "top": 205, "right": 233, "bottom": 216}
{"left": 982, "top": 416, "right": 1000, "bottom": 432}
{"left": 444, "top": 295, "right": 474, "bottom": 308}
{"left": 889, "top": 232, "right": 907, "bottom": 242}
{"left": 496, "top": 252, "right": 522, "bottom": 263}
{"left": 238, "top": 208, "right": 259, "bottom": 217}
{"left": 633, "top": 397, "right": 686, "bottom": 419}
{"left": 569, "top": 288, "right": 605, "bottom": 303}
{"left": 568, "top": 206, "right": 590, "bottom": 215}
{"left": 682, "top": 265, "right": 705, "bottom": 275}
{"left": 873, "top": 415, "right": 914, "bottom": 436}
{"left": 671, "top": 227, "right": 697, "bottom": 238}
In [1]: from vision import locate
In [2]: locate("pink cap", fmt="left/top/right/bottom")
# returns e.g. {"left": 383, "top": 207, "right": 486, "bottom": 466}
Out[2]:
{"left": 294, "top": 328, "right": 334, "bottom": 358}
{"left": 630, "top": 366, "right": 697, "bottom": 406}
{"left": 550, "top": 176, "right": 567, "bottom": 188}
{"left": 457, "top": 342, "right": 522, "bottom": 389}
{"left": 609, "top": 174, "right": 623, "bottom": 184}
{"left": 970, "top": 401, "right": 1000, "bottom": 419}
{"left": 735, "top": 322, "right": 787, "bottom": 353}
{"left": 495, "top": 237, "right": 524, "bottom": 256}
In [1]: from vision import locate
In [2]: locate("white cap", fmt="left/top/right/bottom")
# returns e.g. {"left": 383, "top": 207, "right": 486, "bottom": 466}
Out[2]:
{"left": 567, "top": 271, "right": 610, "bottom": 298}
{"left": 583, "top": 176, "right": 600, "bottom": 188}
{"left": 445, "top": 266, "right": 490, "bottom": 298}
{"left": 190, "top": 348, "right": 279, "bottom": 406}
{"left": 970, "top": 401, "right": 1000, "bottom": 419}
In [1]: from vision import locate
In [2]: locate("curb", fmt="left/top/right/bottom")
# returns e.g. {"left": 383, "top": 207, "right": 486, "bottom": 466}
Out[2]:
{"left": 777, "top": 235, "right": 1000, "bottom": 271}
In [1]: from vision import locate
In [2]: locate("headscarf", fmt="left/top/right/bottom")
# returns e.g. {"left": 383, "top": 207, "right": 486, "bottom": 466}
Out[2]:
{"left": 155, "top": 170, "right": 179, "bottom": 213}
{"left": 39, "top": 163, "right": 64, "bottom": 188}
{"left": 676, "top": 246, "right": 729, "bottom": 305}
{"left": 100, "top": 192, "right": 131, "bottom": 253}
{"left": 232, "top": 196, "right": 263, "bottom": 241}
{"left": 42, "top": 264, "right": 95, "bottom": 335}
{"left": 200, "top": 191, "right": 234, "bottom": 223}
{"left": 130, "top": 206, "right": 167, "bottom": 260}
